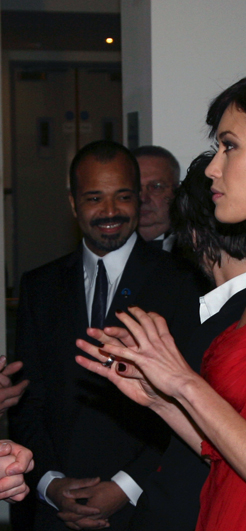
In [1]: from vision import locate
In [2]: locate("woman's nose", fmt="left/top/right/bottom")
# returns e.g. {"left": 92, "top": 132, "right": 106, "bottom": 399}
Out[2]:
{"left": 205, "top": 153, "right": 222, "bottom": 181}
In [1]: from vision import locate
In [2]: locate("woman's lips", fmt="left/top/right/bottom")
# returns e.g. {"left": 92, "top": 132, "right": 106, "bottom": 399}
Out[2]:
{"left": 211, "top": 188, "right": 224, "bottom": 202}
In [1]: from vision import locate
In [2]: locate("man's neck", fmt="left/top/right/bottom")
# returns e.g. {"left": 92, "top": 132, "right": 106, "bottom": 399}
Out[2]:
{"left": 138, "top": 224, "right": 170, "bottom": 242}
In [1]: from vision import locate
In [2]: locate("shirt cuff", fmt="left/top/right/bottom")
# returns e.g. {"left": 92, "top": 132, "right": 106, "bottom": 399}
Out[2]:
{"left": 111, "top": 471, "right": 143, "bottom": 506}
{"left": 37, "top": 471, "right": 65, "bottom": 510}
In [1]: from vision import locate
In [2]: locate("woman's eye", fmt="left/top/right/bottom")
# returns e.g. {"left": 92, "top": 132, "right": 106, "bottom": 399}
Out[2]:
{"left": 222, "top": 140, "right": 235, "bottom": 152}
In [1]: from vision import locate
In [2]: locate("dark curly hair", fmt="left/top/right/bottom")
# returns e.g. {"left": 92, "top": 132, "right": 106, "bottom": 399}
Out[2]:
{"left": 170, "top": 151, "right": 246, "bottom": 266}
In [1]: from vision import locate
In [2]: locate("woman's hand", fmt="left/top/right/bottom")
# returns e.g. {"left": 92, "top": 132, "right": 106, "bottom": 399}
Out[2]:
{"left": 80, "top": 308, "right": 193, "bottom": 398}
{"left": 76, "top": 307, "right": 194, "bottom": 408}
{"left": 76, "top": 322, "right": 164, "bottom": 409}
{"left": 85, "top": 324, "right": 138, "bottom": 350}
{"left": 76, "top": 311, "right": 205, "bottom": 456}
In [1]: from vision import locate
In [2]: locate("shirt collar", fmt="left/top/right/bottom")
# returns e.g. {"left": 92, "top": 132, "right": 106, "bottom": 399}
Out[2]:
{"left": 83, "top": 232, "right": 137, "bottom": 286}
{"left": 154, "top": 234, "right": 164, "bottom": 241}
{"left": 199, "top": 271, "right": 246, "bottom": 324}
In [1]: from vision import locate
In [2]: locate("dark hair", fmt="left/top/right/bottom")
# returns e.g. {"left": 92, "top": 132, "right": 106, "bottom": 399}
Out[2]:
{"left": 170, "top": 151, "right": 246, "bottom": 265}
{"left": 132, "top": 145, "right": 180, "bottom": 187}
{"left": 69, "top": 140, "right": 141, "bottom": 199}
{"left": 207, "top": 77, "right": 246, "bottom": 138}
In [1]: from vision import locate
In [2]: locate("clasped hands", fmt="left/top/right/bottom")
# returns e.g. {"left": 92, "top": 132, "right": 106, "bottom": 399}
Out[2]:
{"left": 0, "top": 440, "right": 34, "bottom": 502}
{"left": 0, "top": 356, "right": 33, "bottom": 502}
{"left": 47, "top": 477, "right": 128, "bottom": 530}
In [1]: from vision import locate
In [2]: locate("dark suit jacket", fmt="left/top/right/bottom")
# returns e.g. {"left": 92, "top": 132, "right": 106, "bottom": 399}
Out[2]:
{"left": 9, "top": 237, "right": 203, "bottom": 531}
{"left": 129, "top": 287, "right": 246, "bottom": 531}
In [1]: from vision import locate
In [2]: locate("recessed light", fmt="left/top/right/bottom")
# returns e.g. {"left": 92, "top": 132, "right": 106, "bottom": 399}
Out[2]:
{"left": 106, "top": 38, "right": 114, "bottom": 44}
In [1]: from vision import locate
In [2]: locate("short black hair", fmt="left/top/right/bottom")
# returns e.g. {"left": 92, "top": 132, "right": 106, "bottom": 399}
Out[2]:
{"left": 132, "top": 145, "right": 180, "bottom": 187}
{"left": 170, "top": 151, "right": 246, "bottom": 266}
{"left": 207, "top": 77, "right": 246, "bottom": 138}
{"left": 70, "top": 140, "right": 141, "bottom": 200}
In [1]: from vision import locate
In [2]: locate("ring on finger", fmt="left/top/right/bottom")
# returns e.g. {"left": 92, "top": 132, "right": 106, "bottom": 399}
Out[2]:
{"left": 102, "top": 355, "right": 115, "bottom": 368}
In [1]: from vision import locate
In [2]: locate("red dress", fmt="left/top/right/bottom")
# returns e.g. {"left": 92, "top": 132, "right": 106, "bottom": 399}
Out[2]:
{"left": 196, "top": 322, "right": 246, "bottom": 531}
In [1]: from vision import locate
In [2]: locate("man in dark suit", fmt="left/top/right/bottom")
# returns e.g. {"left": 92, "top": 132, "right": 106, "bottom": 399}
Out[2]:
{"left": 9, "top": 141, "right": 202, "bottom": 531}
{"left": 133, "top": 145, "right": 180, "bottom": 252}
{"left": 128, "top": 151, "right": 246, "bottom": 531}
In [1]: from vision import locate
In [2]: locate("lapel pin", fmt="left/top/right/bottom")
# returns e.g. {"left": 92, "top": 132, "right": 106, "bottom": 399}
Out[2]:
{"left": 121, "top": 288, "right": 131, "bottom": 298}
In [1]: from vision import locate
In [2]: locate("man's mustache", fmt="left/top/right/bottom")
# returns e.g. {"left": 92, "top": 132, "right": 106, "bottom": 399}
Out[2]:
{"left": 90, "top": 216, "right": 130, "bottom": 227}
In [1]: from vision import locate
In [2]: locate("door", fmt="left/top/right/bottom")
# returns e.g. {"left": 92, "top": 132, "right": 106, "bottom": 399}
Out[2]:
{"left": 8, "top": 62, "right": 122, "bottom": 291}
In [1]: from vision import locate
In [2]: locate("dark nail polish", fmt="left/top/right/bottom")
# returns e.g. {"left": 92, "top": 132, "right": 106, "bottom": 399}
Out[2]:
{"left": 116, "top": 309, "right": 123, "bottom": 313}
{"left": 118, "top": 363, "right": 126, "bottom": 372}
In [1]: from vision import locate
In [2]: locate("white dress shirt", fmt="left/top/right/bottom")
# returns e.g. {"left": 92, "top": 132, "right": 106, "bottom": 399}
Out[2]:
{"left": 199, "top": 272, "right": 246, "bottom": 324}
{"left": 83, "top": 232, "right": 137, "bottom": 324}
{"left": 154, "top": 232, "right": 176, "bottom": 252}
{"left": 37, "top": 231, "right": 142, "bottom": 508}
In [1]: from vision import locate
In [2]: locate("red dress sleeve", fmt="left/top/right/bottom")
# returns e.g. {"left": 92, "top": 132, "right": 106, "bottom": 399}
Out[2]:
{"left": 201, "top": 439, "right": 222, "bottom": 461}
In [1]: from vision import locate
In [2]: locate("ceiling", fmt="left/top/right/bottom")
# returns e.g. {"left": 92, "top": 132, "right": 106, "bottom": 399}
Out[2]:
{"left": 1, "top": 10, "right": 121, "bottom": 52}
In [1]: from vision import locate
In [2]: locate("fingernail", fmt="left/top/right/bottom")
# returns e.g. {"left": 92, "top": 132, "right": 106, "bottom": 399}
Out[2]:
{"left": 0, "top": 443, "right": 9, "bottom": 449}
{"left": 128, "top": 305, "right": 135, "bottom": 308}
{"left": 116, "top": 309, "right": 123, "bottom": 313}
{"left": 99, "top": 343, "right": 104, "bottom": 348}
{"left": 118, "top": 363, "right": 126, "bottom": 372}
{"left": 0, "top": 356, "right": 6, "bottom": 363}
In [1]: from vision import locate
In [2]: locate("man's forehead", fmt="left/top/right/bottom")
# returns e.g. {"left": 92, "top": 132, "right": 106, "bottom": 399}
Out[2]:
{"left": 76, "top": 168, "right": 137, "bottom": 194}
{"left": 137, "top": 156, "right": 171, "bottom": 170}
{"left": 77, "top": 154, "right": 133, "bottom": 177}
{"left": 80, "top": 187, "right": 137, "bottom": 196}
{"left": 137, "top": 157, "right": 173, "bottom": 182}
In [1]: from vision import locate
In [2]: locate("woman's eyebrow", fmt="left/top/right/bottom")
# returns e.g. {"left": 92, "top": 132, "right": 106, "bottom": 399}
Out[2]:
{"left": 218, "top": 130, "right": 239, "bottom": 140}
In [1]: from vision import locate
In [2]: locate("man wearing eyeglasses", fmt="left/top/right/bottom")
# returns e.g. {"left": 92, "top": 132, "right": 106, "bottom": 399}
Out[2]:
{"left": 133, "top": 146, "right": 180, "bottom": 251}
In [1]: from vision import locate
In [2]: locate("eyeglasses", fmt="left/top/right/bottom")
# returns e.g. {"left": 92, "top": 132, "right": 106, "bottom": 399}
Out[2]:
{"left": 141, "top": 181, "right": 174, "bottom": 196}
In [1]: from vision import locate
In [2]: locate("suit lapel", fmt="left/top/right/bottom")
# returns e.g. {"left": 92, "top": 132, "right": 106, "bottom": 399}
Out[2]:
{"left": 60, "top": 244, "right": 89, "bottom": 340}
{"left": 62, "top": 238, "right": 162, "bottom": 336}
{"left": 105, "top": 238, "right": 161, "bottom": 325}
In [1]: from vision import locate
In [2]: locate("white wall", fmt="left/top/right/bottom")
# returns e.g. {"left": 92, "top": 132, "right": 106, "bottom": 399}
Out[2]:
{"left": 121, "top": 0, "right": 152, "bottom": 146}
{"left": 121, "top": 0, "right": 246, "bottom": 175}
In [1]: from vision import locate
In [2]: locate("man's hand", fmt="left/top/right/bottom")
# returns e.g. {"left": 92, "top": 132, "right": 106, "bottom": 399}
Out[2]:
{"left": 64, "top": 480, "right": 128, "bottom": 529}
{"left": 0, "top": 440, "right": 34, "bottom": 502}
{"left": 84, "top": 480, "right": 128, "bottom": 518}
{"left": 0, "top": 356, "right": 29, "bottom": 416}
{"left": 47, "top": 477, "right": 110, "bottom": 529}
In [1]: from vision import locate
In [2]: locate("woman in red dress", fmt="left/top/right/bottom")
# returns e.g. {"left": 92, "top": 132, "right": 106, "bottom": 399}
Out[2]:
{"left": 76, "top": 78, "right": 246, "bottom": 530}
